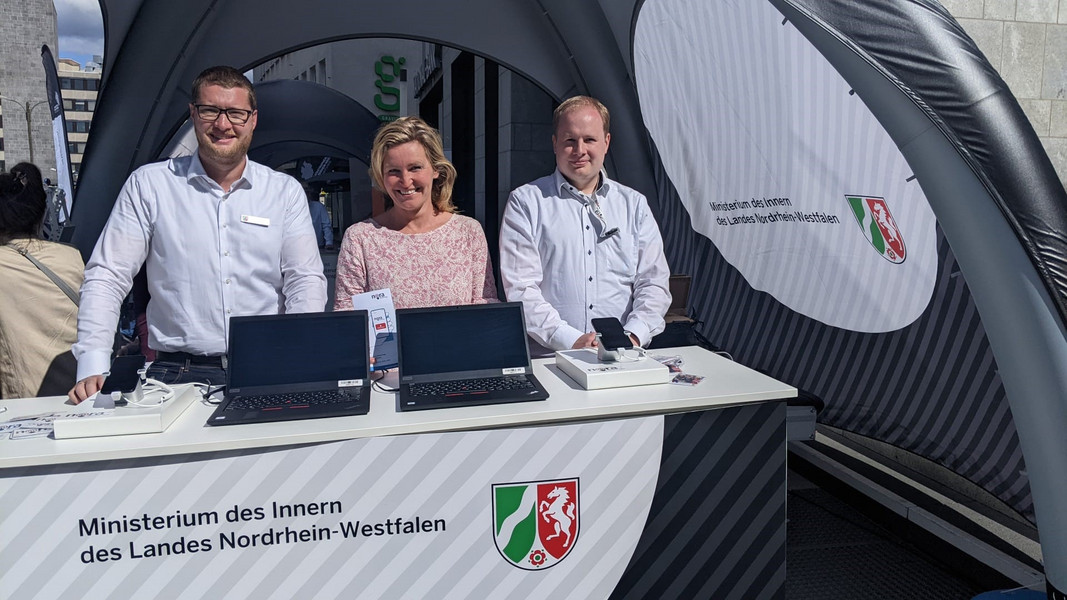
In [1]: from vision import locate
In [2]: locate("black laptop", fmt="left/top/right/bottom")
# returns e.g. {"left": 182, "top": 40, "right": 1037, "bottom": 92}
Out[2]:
{"left": 395, "top": 302, "right": 549, "bottom": 411}
{"left": 206, "top": 311, "right": 371, "bottom": 426}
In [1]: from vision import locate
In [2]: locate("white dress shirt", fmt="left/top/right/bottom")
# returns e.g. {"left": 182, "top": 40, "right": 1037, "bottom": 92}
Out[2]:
{"left": 73, "top": 154, "right": 327, "bottom": 380}
{"left": 500, "top": 169, "right": 671, "bottom": 355}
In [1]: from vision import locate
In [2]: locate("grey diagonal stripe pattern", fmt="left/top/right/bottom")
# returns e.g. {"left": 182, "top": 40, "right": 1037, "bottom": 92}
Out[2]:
{"left": 610, "top": 402, "right": 787, "bottom": 600}
{"left": 649, "top": 157, "right": 1031, "bottom": 520}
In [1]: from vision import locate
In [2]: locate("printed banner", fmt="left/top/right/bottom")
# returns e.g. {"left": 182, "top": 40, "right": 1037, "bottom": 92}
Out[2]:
{"left": 0, "top": 417, "right": 662, "bottom": 599}
{"left": 635, "top": 0, "right": 938, "bottom": 332}
{"left": 40, "top": 44, "right": 74, "bottom": 221}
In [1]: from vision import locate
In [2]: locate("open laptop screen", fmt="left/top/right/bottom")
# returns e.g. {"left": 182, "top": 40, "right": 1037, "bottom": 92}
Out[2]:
{"left": 227, "top": 311, "right": 369, "bottom": 391}
{"left": 397, "top": 303, "right": 531, "bottom": 377}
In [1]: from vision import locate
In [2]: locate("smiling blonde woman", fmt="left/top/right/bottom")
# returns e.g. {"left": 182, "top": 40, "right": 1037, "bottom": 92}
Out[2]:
{"left": 334, "top": 117, "right": 498, "bottom": 310}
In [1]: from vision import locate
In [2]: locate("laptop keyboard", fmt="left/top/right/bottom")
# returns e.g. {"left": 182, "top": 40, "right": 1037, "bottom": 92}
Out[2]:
{"left": 409, "top": 375, "right": 534, "bottom": 397}
{"left": 226, "top": 389, "right": 359, "bottom": 411}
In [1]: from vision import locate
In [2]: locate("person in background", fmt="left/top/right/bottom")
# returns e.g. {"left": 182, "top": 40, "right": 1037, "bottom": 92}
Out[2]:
{"left": 306, "top": 186, "right": 335, "bottom": 250}
{"left": 499, "top": 95, "right": 671, "bottom": 356}
{"left": 69, "top": 66, "right": 326, "bottom": 403}
{"left": 0, "top": 163, "right": 84, "bottom": 398}
{"left": 334, "top": 116, "right": 497, "bottom": 310}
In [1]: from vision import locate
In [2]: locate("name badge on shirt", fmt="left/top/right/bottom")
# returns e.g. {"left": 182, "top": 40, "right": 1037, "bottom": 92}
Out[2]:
{"left": 241, "top": 215, "right": 271, "bottom": 227}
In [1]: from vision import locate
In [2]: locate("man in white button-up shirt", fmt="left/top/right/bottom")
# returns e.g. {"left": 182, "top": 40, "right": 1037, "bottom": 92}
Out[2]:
{"left": 499, "top": 96, "right": 671, "bottom": 356}
{"left": 69, "top": 66, "right": 326, "bottom": 403}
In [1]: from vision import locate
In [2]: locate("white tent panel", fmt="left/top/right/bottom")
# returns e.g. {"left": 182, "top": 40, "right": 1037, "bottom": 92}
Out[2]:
{"left": 635, "top": 0, "right": 937, "bottom": 333}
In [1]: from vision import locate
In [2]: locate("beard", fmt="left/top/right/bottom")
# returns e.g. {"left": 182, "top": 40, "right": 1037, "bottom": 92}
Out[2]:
{"left": 196, "top": 129, "right": 253, "bottom": 165}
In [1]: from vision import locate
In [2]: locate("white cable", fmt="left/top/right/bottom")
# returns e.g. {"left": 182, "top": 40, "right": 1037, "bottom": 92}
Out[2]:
{"left": 122, "top": 378, "right": 175, "bottom": 407}
{"left": 615, "top": 346, "right": 648, "bottom": 362}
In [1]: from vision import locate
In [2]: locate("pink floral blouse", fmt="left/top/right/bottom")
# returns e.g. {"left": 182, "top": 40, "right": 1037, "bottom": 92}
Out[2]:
{"left": 333, "top": 214, "right": 498, "bottom": 310}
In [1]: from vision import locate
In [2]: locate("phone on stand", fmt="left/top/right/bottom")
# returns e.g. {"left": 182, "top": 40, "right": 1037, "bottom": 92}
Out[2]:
{"left": 101, "top": 355, "right": 146, "bottom": 404}
{"left": 591, "top": 317, "right": 632, "bottom": 362}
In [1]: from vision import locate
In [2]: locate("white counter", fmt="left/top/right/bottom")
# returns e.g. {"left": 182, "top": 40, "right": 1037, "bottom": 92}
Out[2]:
{"left": 0, "top": 346, "right": 796, "bottom": 469}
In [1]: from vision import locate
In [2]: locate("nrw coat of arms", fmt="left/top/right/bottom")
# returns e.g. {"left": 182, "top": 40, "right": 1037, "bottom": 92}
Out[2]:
{"left": 492, "top": 478, "right": 579, "bottom": 570}
{"left": 846, "top": 195, "right": 906, "bottom": 263}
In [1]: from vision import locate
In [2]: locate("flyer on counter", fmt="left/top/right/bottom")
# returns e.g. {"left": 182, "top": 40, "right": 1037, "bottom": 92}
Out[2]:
{"left": 350, "top": 288, "right": 399, "bottom": 371}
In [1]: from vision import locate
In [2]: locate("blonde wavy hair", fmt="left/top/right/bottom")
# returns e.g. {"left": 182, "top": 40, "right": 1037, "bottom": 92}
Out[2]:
{"left": 369, "top": 116, "right": 458, "bottom": 214}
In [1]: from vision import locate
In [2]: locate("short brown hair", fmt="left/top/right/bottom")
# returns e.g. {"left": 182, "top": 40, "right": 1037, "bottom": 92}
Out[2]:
{"left": 192, "top": 66, "right": 257, "bottom": 110}
{"left": 369, "top": 116, "right": 458, "bottom": 214}
{"left": 553, "top": 96, "right": 610, "bottom": 136}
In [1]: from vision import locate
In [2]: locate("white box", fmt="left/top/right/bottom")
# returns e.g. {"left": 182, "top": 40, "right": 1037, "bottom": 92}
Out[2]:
{"left": 555, "top": 349, "right": 671, "bottom": 390}
{"left": 52, "top": 385, "right": 199, "bottom": 439}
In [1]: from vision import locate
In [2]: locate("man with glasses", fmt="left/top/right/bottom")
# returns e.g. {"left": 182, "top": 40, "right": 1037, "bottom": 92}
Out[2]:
{"left": 70, "top": 66, "right": 326, "bottom": 403}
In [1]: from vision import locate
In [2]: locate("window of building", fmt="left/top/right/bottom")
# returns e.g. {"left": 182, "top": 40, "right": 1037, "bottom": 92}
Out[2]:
{"left": 63, "top": 99, "right": 96, "bottom": 112}
{"left": 65, "top": 120, "right": 91, "bottom": 134}
{"left": 60, "top": 77, "right": 72, "bottom": 89}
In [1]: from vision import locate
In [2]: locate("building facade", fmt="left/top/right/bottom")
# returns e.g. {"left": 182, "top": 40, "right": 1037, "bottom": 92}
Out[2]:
{"left": 57, "top": 57, "right": 102, "bottom": 183}
{"left": 0, "top": 0, "right": 59, "bottom": 174}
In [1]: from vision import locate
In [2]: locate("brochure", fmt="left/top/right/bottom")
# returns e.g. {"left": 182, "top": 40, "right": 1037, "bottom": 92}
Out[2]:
{"left": 350, "top": 288, "right": 399, "bottom": 371}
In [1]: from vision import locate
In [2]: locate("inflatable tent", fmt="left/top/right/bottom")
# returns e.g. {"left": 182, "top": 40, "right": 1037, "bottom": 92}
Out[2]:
{"left": 73, "top": 0, "right": 1067, "bottom": 596}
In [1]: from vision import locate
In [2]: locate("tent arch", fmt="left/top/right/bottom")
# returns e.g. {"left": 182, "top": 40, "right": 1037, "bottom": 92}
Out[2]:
{"left": 72, "top": 0, "right": 654, "bottom": 252}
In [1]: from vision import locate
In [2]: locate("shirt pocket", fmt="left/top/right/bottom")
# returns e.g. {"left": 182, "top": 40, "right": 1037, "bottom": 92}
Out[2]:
{"left": 599, "top": 227, "right": 638, "bottom": 284}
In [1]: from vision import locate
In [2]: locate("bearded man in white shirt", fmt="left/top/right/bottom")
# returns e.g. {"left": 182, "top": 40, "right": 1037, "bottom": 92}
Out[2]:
{"left": 499, "top": 96, "right": 671, "bottom": 356}
{"left": 69, "top": 66, "right": 326, "bottom": 403}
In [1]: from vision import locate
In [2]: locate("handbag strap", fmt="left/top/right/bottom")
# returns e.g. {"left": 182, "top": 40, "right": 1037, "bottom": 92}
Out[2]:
{"left": 11, "top": 245, "right": 81, "bottom": 306}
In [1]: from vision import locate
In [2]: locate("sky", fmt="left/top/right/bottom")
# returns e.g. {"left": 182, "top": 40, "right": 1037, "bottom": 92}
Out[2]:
{"left": 54, "top": 0, "right": 105, "bottom": 66}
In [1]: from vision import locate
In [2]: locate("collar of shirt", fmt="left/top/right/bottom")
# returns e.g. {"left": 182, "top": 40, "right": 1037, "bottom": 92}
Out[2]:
{"left": 180, "top": 152, "right": 253, "bottom": 193}
{"left": 553, "top": 168, "right": 613, "bottom": 228}
{"left": 552, "top": 168, "right": 613, "bottom": 200}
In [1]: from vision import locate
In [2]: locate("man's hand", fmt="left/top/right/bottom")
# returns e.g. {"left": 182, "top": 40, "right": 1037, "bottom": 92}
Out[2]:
{"left": 572, "top": 332, "right": 599, "bottom": 349}
{"left": 629, "top": 333, "right": 640, "bottom": 347}
{"left": 69, "top": 375, "right": 106, "bottom": 404}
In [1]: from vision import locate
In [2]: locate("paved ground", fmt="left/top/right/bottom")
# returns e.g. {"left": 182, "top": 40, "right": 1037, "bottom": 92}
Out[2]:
{"left": 786, "top": 471, "right": 985, "bottom": 600}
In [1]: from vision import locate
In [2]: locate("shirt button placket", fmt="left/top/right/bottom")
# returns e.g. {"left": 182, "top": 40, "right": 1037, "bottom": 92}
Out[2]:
{"left": 584, "top": 207, "right": 597, "bottom": 322}
{"left": 219, "top": 193, "right": 233, "bottom": 321}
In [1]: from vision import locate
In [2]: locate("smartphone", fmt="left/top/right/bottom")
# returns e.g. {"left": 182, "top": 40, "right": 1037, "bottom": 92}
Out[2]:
{"left": 100, "top": 355, "right": 146, "bottom": 394}
{"left": 591, "top": 317, "right": 633, "bottom": 350}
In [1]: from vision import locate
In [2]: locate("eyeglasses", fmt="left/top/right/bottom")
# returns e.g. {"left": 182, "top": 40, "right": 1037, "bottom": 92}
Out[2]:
{"left": 193, "top": 104, "right": 253, "bottom": 125}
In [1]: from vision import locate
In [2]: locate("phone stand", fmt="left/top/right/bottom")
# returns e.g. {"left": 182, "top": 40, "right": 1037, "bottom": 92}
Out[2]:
{"left": 112, "top": 368, "right": 147, "bottom": 406}
{"left": 596, "top": 333, "right": 622, "bottom": 362}
{"left": 118, "top": 381, "right": 145, "bottom": 406}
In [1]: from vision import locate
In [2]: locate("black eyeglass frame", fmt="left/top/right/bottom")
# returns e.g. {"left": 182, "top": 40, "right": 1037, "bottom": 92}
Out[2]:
{"left": 192, "top": 104, "right": 254, "bottom": 125}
